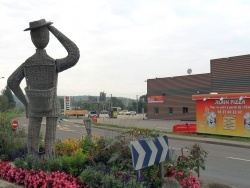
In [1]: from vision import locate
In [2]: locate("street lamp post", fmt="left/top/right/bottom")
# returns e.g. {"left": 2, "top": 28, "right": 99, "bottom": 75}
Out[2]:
{"left": 136, "top": 95, "right": 138, "bottom": 114}
{"left": 144, "top": 80, "right": 147, "bottom": 119}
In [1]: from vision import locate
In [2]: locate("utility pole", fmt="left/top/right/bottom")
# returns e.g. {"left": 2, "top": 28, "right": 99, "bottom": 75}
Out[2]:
{"left": 136, "top": 95, "right": 138, "bottom": 113}
{"left": 111, "top": 94, "right": 113, "bottom": 108}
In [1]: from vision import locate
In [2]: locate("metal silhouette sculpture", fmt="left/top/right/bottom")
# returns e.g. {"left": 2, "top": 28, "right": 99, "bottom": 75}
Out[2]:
{"left": 8, "top": 19, "right": 80, "bottom": 154}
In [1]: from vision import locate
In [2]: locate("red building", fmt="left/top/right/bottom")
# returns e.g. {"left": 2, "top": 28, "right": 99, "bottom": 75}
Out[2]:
{"left": 147, "top": 54, "right": 250, "bottom": 120}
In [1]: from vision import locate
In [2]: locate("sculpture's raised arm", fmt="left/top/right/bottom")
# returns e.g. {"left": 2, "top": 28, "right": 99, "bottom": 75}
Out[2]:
{"left": 48, "top": 25, "right": 80, "bottom": 72}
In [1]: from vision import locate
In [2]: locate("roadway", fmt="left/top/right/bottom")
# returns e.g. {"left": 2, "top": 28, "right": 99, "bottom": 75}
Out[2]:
{"left": 171, "top": 139, "right": 250, "bottom": 188}
{"left": 16, "top": 115, "right": 250, "bottom": 188}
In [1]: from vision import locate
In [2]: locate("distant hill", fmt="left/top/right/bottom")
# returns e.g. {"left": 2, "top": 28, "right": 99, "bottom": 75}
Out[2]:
{"left": 13, "top": 95, "right": 134, "bottom": 108}
{"left": 58, "top": 95, "right": 133, "bottom": 101}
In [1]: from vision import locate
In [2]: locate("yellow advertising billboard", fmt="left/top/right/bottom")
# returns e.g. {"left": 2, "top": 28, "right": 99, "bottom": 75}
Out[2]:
{"left": 192, "top": 93, "right": 250, "bottom": 138}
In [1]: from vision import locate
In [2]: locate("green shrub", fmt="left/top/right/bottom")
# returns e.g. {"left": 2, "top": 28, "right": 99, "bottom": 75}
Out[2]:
{"left": 41, "top": 154, "right": 63, "bottom": 172}
{"left": 13, "top": 154, "right": 38, "bottom": 170}
{"left": 80, "top": 135, "right": 96, "bottom": 155}
{"left": 79, "top": 164, "right": 146, "bottom": 188}
{"left": 175, "top": 143, "right": 208, "bottom": 176}
{"left": 80, "top": 166, "right": 104, "bottom": 187}
{"left": 0, "top": 112, "right": 27, "bottom": 160}
{"left": 102, "top": 174, "right": 123, "bottom": 188}
{"left": 60, "top": 150, "right": 89, "bottom": 176}
{"left": 13, "top": 156, "right": 29, "bottom": 169}
{"left": 14, "top": 154, "right": 63, "bottom": 173}
{"left": 15, "top": 150, "right": 88, "bottom": 176}
{"left": 92, "top": 137, "right": 112, "bottom": 164}
{"left": 104, "top": 135, "right": 133, "bottom": 171}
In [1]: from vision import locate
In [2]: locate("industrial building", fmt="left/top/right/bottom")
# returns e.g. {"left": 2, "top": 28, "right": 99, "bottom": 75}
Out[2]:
{"left": 147, "top": 54, "right": 250, "bottom": 120}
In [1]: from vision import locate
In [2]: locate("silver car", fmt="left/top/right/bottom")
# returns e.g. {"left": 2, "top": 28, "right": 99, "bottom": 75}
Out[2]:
{"left": 126, "top": 111, "right": 136, "bottom": 115}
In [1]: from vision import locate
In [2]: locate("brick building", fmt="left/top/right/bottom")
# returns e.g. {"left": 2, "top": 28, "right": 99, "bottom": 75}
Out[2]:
{"left": 147, "top": 54, "right": 250, "bottom": 120}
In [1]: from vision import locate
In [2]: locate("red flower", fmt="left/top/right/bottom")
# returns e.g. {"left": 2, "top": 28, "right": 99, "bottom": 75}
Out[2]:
{"left": 0, "top": 162, "right": 86, "bottom": 187}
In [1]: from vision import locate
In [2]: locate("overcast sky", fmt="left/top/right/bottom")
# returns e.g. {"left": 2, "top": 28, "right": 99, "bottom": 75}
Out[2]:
{"left": 1, "top": 0, "right": 250, "bottom": 99}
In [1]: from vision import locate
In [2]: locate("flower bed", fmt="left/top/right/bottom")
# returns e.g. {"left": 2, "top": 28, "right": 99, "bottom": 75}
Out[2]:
{"left": 0, "top": 115, "right": 208, "bottom": 188}
{"left": 0, "top": 161, "right": 88, "bottom": 187}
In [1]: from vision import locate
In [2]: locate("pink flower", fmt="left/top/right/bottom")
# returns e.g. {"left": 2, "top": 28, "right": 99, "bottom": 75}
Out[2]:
{"left": 180, "top": 175, "right": 200, "bottom": 188}
{"left": 0, "top": 161, "right": 86, "bottom": 187}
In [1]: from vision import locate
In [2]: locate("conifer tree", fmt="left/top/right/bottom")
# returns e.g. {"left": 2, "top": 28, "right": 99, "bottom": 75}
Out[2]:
{"left": 2, "top": 85, "right": 16, "bottom": 109}
{"left": 0, "top": 95, "right": 8, "bottom": 112}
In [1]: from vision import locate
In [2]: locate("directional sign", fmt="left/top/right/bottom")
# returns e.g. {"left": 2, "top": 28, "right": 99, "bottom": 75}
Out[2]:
{"left": 130, "top": 135, "right": 169, "bottom": 170}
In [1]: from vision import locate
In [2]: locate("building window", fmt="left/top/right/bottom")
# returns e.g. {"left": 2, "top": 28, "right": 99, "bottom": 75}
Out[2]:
{"left": 168, "top": 107, "right": 173, "bottom": 115}
{"left": 154, "top": 107, "right": 159, "bottom": 114}
{"left": 183, "top": 107, "right": 188, "bottom": 114}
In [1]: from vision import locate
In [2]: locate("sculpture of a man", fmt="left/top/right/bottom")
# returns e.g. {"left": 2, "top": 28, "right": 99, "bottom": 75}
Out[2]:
{"left": 7, "top": 19, "right": 80, "bottom": 154}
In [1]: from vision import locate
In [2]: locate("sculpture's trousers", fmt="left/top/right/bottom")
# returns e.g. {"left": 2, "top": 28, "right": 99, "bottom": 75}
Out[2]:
{"left": 28, "top": 117, "right": 42, "bottom": 154}
{"left": 28, "top": 117, "right": 57, "bottom": 154}
{"left": 45, "top": 117, "right": 57, "bottom": 154}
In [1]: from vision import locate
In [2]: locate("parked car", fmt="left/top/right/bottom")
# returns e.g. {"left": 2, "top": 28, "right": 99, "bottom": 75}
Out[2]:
{"left": 100, "top": 110, "right": 109, "bottom": 114}
{"left": 126, "top": 111, "right": 137, "bottom": 115}
{"left": 88, "top": 110, "right": 97, "bottom": 118}
{"left": 118, "top": 110, "right": 128, "bottom": 115}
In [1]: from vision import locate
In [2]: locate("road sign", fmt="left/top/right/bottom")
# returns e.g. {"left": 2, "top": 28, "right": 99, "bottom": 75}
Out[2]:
{"left": 130, "top": 135, "right": 169, "bottom": 170}
{"left": 12, "top": 120, "right": 18, "bottom": 130}
{"left": 64, "top": 96, "right": 71, "bottom": 112}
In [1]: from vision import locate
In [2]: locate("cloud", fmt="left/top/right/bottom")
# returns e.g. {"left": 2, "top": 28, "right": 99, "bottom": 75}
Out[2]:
{"left": 1, "top": 0, "right": 250, "bottom": 99}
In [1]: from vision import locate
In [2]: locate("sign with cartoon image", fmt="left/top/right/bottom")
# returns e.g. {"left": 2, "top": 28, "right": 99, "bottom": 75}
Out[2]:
{"left": 243, "top": 112, "right": 250, "bottom": 131}
{"left": 204, "top": 107, "right": 217, "bottom": 128}
{"left": 193, "top": 92, "right": 250, "bottom": 138}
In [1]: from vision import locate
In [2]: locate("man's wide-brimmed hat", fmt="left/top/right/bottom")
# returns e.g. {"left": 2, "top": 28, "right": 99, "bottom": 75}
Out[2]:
{"left": 24, "top": 19, "right": 53, "bottom": 31}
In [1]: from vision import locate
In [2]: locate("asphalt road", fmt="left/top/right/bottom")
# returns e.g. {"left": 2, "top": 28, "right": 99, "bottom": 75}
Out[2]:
{"left": 17, "top": 116, "right": 121, "bottom": 140}
{"left": 170, "top": 139, "right": 250, "bottom": 188}
{"left": 16, "top": 115, "right": 250, "bottom": 187}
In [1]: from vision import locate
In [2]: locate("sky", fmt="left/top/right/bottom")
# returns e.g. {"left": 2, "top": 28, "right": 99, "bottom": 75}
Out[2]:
{"left": 1, "top": 0, "right": 250, "bottom": 99}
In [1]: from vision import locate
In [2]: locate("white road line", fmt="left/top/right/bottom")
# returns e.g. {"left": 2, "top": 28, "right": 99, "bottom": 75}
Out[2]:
{"left": 226, "top": 157, "right": 250, "bottom": 162}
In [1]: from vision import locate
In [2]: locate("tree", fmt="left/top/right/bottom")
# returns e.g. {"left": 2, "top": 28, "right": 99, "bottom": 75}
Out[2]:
{"left": 131, "top": 95, "right": 147, "bottom": 113}
{"left": 1, "top": 85, "right": 16, "bottom": 109}
{"left": 139, "top": 95, "right": 147, "bottom": 113}
{"left": 111, "top": 97, "right": 125, "bottom": 109}
{"left": 87, "top": 96, "right": 98, "bottom": 110}
{"left": 129, "top": 100, "right": 137, "bottom": 112}
{"left": 99, "top": 92, "right": 106, "bottom": 102}
{"left": 0, "top": 95, "right": 8, "bottom": 112}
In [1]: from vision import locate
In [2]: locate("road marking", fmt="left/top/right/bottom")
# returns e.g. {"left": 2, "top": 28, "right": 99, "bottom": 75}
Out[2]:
{"left": 57, "top": 124, "right": 74, "bottom": 131}
{"left": 226, "top": 157, "right": 250, "bottom": 162}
